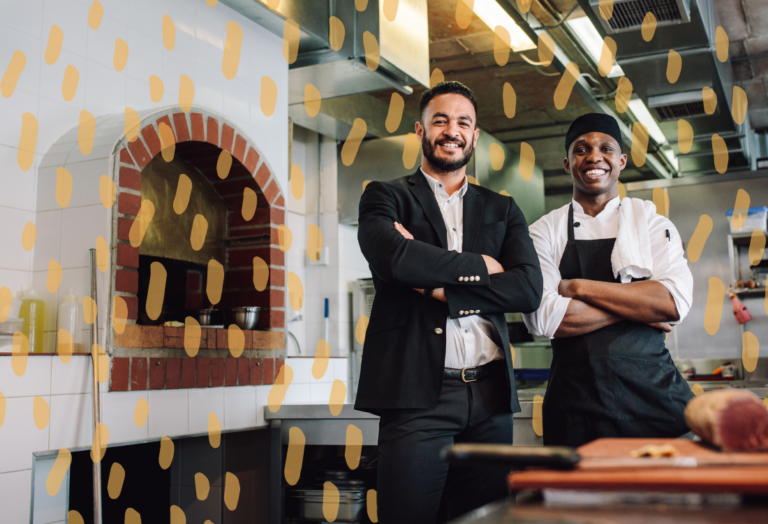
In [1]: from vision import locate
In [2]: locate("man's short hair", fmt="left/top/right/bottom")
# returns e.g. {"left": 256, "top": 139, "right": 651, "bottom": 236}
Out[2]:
{"left": 419, "top": 81, "right": 478, "bottom": 124}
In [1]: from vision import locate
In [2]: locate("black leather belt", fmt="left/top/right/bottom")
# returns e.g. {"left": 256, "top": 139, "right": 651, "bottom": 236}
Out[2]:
{"left": 444, "top": 360, "right": 504, "bottom": 383}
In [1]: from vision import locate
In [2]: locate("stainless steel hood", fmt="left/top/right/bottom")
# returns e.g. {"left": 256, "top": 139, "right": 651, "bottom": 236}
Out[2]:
{"left": 576, "top": 0, "right": 753, "bottom": 175}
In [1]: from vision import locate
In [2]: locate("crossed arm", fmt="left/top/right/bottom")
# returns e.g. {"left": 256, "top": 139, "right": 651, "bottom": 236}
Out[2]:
{"left": 554, "top": 279, "right": 678, "bottom": 337}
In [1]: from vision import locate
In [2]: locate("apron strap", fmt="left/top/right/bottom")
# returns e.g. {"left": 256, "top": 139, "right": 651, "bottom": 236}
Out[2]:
{"left": 567, "top": 203, "right": 575, "bottom": 243}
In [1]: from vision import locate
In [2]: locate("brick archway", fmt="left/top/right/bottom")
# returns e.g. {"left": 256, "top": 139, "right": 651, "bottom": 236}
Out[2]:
{"left": 108, "top": 107, "right": 286, "bottom": 392}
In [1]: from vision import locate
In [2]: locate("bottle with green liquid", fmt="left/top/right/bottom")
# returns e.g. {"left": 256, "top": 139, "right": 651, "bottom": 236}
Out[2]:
{"left": 19, "top": 289, "right": 45, "bottom": 353}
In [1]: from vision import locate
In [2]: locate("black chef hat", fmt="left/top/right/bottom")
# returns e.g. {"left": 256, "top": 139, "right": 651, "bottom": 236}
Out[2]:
{"left": 565, "top": 113, "right": 622, "bottom": 155}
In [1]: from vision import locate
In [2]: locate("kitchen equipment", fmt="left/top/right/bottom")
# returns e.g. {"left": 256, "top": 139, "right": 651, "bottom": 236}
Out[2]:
{"left": 225, "top": 307, "right": 260, "bottom": 330}
{"left": 726, "top": 206, "right": 768, "bottom": 234}
{"left": 19, "top": 289, "right": 45, "bottom": 353}
{"left": 443, "top": 444, "right": 580, "bottom": 471}
{"left": 728, "top": 288, "right": 753, "bottom": 324}
{"left": 289, "top": 487, "right": 367, "bottom": 522}
{"left": 196, "top": 309, "right": 220, "bottom": 326}
{"left": 57, "top": 290, "right": 83, "bottom": 353}
{"left": 508, "top": 438, "right": 768, "bottom": 495}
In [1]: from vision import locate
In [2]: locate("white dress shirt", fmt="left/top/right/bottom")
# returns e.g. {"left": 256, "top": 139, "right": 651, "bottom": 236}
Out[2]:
{"left": 421, "top": 169, "right": 505, "bottom": 369}
{"left": 523, "top": 196, "right": 694, "bottom": 339}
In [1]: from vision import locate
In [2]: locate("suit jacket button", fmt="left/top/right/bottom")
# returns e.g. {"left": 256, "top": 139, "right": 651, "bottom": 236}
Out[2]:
{"left": 476, "top": 309, "right": 480, "bottom": 314}
{"left": 435, "top": 328, "right": 443, "bottom": 335}
{"left": 469, "top": 276, "right": 475, "bottom": 281}
{"left": 475, "top": 275, "right": 480, "bottom": 280}
{"left": 458, "top": 277, "right": 464, "bottom": 282}
{"left": 469, "top": 310, "right": 475, "bottom": 314}
{"left": 459, "top": 310, "right": 465, "bottom": 315}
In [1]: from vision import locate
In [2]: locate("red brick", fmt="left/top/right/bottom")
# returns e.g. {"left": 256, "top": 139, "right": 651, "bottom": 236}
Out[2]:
{"left": 225, "top": 358, "right": 238, "bottom": 386}
{"left": 243, "top": 329, "right": 252, "bottom": 350}
{"left": 221, "top": 124, "right": 235, "bottom": 153}
{"left": 141, "top": 124, "right": 162, "bottom": 158}
{"left": 203, "top": 329, "right": 217, "bottom": 349}
{"left": 156, "top": 115, "right": 176, "bottom": 144}
{"left": 111, "top": 357, "right": 130, "bottom": 391}
{"left": 166, "top": 357, "right": 181, "bottom": 389}
{"left": 117, "top": 217, "right": 133, "bottom": 241}
{"left": 211, "top": 358, "right": 224, "bottom": 387}
{"left": 173, "top": 113, "right": 191, "bottom": 142}
{"left": 254, "top": 163, "right": 271, "bottom": 190}
{"left": 233, "top": 135, "right": 247, "bottom": 163}
{"left": 258, "top": 309, "right": 285, "bottom": 329}
{"left": 207, "top": 117, "right": 219, "bottom": 146}
{"left": 131, "top": 357, "right": 148, "bottom": 390}
{"left": 114, "top": 324, "right": 141, "bottom": 348}
{"left": 196, "top": 358, "right": 210, "bottom": 387}
{"left": 237, "top": 358, "right": 250, "bottom": 385}
{"left": 190, "top": 113, "right": 205, "bottom": 141}
{"left": 115, "top": 269, "right": 139, "bottom": 293}
{"left": 249, "top": 358, "right": 263, "bottom": 385}
{"left": 221, "top": 289, "right": 283, "bottom": 310}
{"left": 118, "top": 192, "right": 141, "bottom": 216}
{"left": 217, "top": 329, "right": 228, "bottom": 349}
{"left": 164, "top": 332, "right": 184, "bottom": 349}
{"left": 123, "top": 295, "right": 139, "bottom": 320}
{"left": 143, "top": 326, "right": 164, "bottom": 347}
{"left": 181, "top": 358, "right": 196, "bottom": 388}
{"left": 119, "top": 148, "right": 135, "bottom": 165}
{"left": 187, "top": 272, "right": 201, "bottom": 289}
{"left": 116, "top": 243, "right": 139, "bottom": 268}
{"left": 244, "top": 147, "right": 260, "bottom": 174}
{"left": 228, "top": 246, "right": 284, "bottom": 268}
{"left": 263, "top": 358, "right": 275, "bottom": 385}
{"left": 274, "top": 195, "right": 285, "bottom": 208}
{"left": 150, "top": 358, "right": 165, "bottom": 389}
{"left": 263, "top": 180, "right": 280, "bottom": 205}
{"left": 127, "top": 138, "right": 152, "bottom": 168}
{"left": 275, "top": 358, "right": 285, "bottom": 383}
{"left": 253, "top": 330, "right": 285, "bottom": 350}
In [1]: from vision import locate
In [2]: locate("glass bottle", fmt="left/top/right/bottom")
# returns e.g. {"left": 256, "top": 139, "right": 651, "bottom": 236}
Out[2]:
{"left": 19, "top": 289, "right": 45, "bottom": 353}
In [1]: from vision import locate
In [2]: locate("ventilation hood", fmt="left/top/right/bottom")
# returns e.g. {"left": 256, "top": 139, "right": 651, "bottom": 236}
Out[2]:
{"left": 577, "top": 0, "right": 752, "bottom": 175}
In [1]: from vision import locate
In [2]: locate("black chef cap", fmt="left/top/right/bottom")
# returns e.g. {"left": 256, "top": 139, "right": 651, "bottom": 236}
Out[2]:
{"left": 565, "top": 113, "right": 622, "bottom": 155}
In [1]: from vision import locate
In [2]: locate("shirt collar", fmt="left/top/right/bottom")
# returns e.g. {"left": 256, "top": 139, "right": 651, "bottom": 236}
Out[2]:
{"left": 572, "top": 195, "right": 621, "bottom": 218}
{"left": 421, "top": 168, "right": 469, "bottom": 199}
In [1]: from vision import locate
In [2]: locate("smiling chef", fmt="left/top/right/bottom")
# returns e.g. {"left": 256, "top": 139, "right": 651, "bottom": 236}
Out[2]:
{"left": 522, "top": 113, "right": 695, "bottom": 447}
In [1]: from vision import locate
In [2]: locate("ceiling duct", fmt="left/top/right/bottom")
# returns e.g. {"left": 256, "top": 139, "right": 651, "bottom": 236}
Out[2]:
{"left": 647, "top": 90, "right": 714, "bottom": 121}
{"left": 590, "top": 0, "right": 691, "bottom": 34}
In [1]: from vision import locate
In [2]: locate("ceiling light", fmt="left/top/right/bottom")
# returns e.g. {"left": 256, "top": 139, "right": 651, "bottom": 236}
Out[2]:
{"left": 472, "top": 0, "right": 536, "bottom": 52}
{"left": 628, "top": 99, "right": 668, "bottom": 145}
{"left": 566, "top": 17, "right": 624, "bottom": 78}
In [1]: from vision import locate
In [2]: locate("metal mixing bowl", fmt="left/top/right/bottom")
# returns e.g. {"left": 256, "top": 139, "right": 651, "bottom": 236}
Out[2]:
{"left": 197, "top": 309, "right": 219, "bottom": 326}
{"left": 225, "top": 307, "right": 261, "bottom": 330}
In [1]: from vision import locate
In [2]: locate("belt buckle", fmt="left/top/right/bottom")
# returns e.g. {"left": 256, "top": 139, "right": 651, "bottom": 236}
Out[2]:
{"left": 461, "top": 368, "right": 477, "bottom": 383}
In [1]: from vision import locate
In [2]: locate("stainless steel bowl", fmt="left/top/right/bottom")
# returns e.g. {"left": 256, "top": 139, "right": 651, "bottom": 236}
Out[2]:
{"left": 197, "top": 309, "right": 219, "bottom": 326}
{"left": 225, "top": 307, "right": 261, "bottom": 330}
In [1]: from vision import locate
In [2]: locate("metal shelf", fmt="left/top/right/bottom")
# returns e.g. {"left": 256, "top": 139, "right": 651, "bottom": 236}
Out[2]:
{"left": 733, "top": 287, "right": 766, "bottom": 296}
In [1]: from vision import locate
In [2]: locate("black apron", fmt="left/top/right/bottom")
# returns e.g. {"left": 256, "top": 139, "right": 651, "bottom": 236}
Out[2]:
{"left": 543, "top": 204, "right": 693, "bottom": 447}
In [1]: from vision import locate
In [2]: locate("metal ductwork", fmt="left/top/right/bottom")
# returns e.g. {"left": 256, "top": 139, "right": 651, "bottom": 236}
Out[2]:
{"left": 578, "top": 0, "right": 753, "bottom": 175}
{"left": 590, "top": 0, "right": 692, "bottom": 34}
{"left": 223, "top": 0, "right": 430, "bottom": 140}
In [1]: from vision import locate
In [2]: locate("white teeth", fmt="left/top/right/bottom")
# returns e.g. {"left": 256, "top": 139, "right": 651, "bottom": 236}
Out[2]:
{"left": 585, "top": 169, "right": 606, "bottom": 176}
{"left": 441, "top": 143, "right": 460, "bottom": 148}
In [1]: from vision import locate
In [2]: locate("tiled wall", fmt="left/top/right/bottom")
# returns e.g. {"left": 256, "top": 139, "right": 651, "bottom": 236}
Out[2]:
{"left": 0, "top": 0, "right": 289, "bottom": 520}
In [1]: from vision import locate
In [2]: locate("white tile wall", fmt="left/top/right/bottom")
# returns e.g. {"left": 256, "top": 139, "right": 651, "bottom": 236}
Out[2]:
{"left": 101, "top": 390, "right": 150, "bottom": 444}
{"left": 223, "top": 386, "right": 257, "bottom": 430}
{"left": 188, "top": 387, "right": 224, "bottom": 435}
{"left": 0, "top": 396, "right": 50, "bottom": 473}
{"left": 0, "top": 469, "right": 33, "bottom": 524}
{"left": 148, "top": 389, "right": 189, "bottom": 439}
{"left": 49, "top": 393, "right": 93, "bottom": 449}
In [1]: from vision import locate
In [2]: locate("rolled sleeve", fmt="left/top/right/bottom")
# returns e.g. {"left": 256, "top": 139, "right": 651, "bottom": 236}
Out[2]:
{"left": 522, "top": 220, "right": 571, "bottom": 338}
{"left": 648, "top": 214, "right": 694, "bottom": 324}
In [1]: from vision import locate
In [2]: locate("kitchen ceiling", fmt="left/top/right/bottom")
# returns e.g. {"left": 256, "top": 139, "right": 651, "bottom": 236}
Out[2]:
{"left": 364, "top": 0, "right": 768, "bottom": 196}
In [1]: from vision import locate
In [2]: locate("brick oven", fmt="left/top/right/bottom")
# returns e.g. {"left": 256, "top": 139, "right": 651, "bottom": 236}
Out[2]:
{"left": 106, "top": 107, "right": 287, "bottom": 392}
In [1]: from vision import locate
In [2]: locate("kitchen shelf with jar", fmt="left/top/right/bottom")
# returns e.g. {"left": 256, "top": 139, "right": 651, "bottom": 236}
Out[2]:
{"left": 727, "top": 232, "right": 767, "bottom": 296}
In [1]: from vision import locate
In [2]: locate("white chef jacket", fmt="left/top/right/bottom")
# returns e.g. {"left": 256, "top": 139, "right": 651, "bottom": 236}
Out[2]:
{"left": 522, "top": 196, "right": 693, "bottom": 339}
{"left": 421, "top": 169, "right": 505, "bottom": 369}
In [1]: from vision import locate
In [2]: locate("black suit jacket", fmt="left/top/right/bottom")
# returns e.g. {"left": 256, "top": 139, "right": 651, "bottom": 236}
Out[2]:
{"left": 354, "top": 171, "right": 544, "bottom": 415}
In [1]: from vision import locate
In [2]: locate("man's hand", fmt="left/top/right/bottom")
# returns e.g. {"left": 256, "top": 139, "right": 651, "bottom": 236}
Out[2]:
{"left": 558, "top": 279, "right": 580, "bottom": 298}
{"left": 482, "top": 255, "right": 504, "bottom": 275}
{"left": 394, "top": 222, "right": 413, "bottom": 239}
{"left": 647, "top": 322, "right": 673, "bottom": 332}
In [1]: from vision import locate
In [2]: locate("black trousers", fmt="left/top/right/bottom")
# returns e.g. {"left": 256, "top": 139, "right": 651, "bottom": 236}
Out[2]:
{"left": 376, "top": 365, "right": 513, "bottom": 524}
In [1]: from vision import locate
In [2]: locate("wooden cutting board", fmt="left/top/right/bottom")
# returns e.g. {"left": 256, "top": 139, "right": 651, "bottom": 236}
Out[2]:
{"left": 508, "top": 438, "right": 768, "bottom": 494}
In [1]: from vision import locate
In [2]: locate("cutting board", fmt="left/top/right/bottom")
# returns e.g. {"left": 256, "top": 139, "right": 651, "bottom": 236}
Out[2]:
{"left": 508, "top": 438, "right": 768, "bottom": 494}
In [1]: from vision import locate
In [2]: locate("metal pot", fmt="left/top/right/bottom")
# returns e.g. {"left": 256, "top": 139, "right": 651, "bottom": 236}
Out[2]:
{"left": 197, "top": 309, "right": 219, "bottom": 326}
{"left": 289, "top": 488, "right": 366, "bottom": 522}
{"left": 225, "top": 307, "right": 261, "bottom": 330}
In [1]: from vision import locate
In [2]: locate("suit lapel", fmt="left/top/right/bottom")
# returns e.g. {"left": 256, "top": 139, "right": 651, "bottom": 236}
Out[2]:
{"left": 462, "top": 185, "right": 484, "bottom": 253}
{"left": 408, "top": 172, "right": 448, "bottom": 249}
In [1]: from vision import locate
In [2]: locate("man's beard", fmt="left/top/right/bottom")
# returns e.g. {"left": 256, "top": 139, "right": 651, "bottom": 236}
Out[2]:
{"left": 422, "top": 136, "right": 475, "bottom": 174}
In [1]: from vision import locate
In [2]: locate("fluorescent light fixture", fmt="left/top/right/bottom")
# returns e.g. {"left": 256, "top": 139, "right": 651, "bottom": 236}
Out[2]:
{"left": 628, "top": 99, "right": 667, "bottom": 145}
{"left": 566, "top": 17, "right": 624, "bottom": 78}
{"left": 473, "top": 0, "right": 536, "bottom": 52}
{"left": 663, "top": 149, "right": 679, "bottom": 170}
